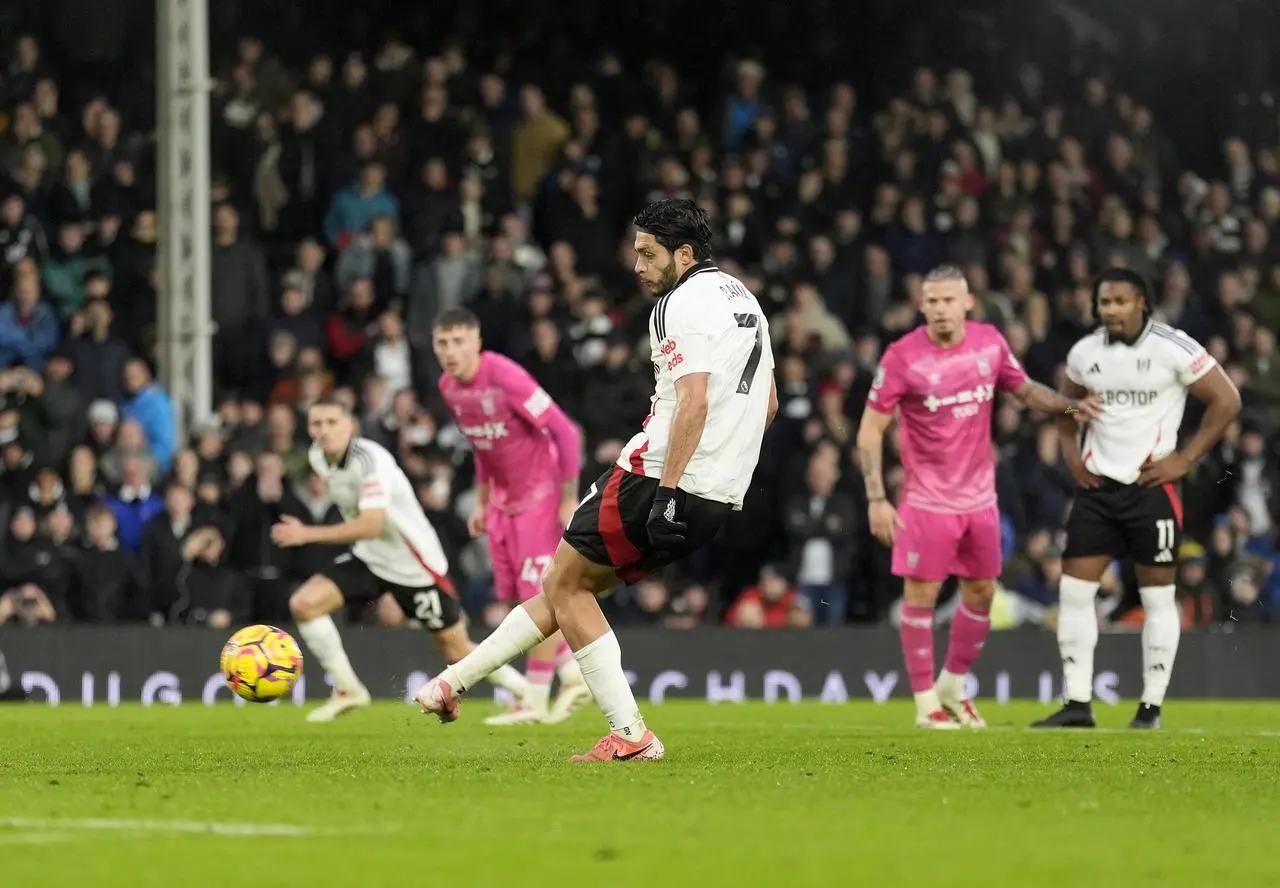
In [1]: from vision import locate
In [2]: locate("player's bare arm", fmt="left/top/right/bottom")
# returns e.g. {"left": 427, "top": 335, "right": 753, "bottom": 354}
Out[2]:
{"left": 658, "top": 372, "right": 710, "bottom": 489}
{"left": 1138, "top": 365, "right": 1241, "bottom": 486}
{"left": 765, "top": 375, "right": 779, "bottom": 429}
{"left": 856, "top": 405, "right": 903, "bottom": 546}
{"left": 1054, "top": 378, "right": 1104, "bottom": 489}
{"left": 272, "top": 509, "right": 387, "bottom": 548}
{"left": 1010, "top": 378, "right": 1101, "bottom": 422}
{"left": 469, "top": 481, "right": 490, "bottom": 537}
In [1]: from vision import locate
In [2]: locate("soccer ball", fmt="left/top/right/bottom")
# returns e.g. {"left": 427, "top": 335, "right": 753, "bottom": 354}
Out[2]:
{"left": 220, "top": 625, "right": 304, "bottom": 703}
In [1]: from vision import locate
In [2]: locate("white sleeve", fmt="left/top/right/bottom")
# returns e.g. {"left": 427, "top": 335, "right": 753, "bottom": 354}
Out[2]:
{"left": 660, "top": 293, "right": 715, "bottom": 380}
{"left": 1065, "top": 341, "right": 1088, "bottom": 386}
{"left": 355, "top": 446, "right": 392, "bottom": 511}
{"left": 307, "top": 445, "right": 328, "bottom": 477}
{"left": 1167, "top": 330, "right": 1216, "bottom": 386}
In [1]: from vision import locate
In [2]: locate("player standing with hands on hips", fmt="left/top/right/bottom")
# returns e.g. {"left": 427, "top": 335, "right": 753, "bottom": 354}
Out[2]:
{"left": 857, "top": 265, "right": 1101, "bottom": 729}
{"left": 416, "top": 199, "right": 778, "bottom": 761}
{"left": 1034, "top": 268, "right": 1240, "bottom": 730}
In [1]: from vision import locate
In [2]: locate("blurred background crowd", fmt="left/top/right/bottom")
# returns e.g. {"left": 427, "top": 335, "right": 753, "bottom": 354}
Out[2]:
{"left": 0, "top": 0, "right": 1278, "bottom": 633}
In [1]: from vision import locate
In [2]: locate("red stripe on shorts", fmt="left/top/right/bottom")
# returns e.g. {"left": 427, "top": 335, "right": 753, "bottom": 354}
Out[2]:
{"left": 600, "top": 466, "right": 642, "bottom": 572}
{"left": 1161, "top": 482, "right": 1184, "bottom": 528}
{"left": 629, "top": 438, "right": 649, "bottom": 475}
{"left": 400, "top": 535, "right": 458, "bottom": 598}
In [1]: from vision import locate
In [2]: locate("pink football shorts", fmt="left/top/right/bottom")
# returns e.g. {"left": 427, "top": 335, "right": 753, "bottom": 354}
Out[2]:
{"left": 890, "top": 502, "right": 1002, "bottom": 582}
{"left": 487, "top": 494, "right": 564, "bottom": 601}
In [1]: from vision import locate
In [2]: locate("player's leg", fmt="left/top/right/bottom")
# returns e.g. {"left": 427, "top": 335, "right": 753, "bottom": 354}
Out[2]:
{"left": 289, "top": 564, "right": 372, "bottom": 722}
{"left": 891, "top": 504, "right": 963, "bottom": 729}
{"left": 480, "top": 510, "right": 546, "bottom": 724}
{"left": 420, "top": 467, "right": 665, "bottom": 762}
{"left": 427, "top": 617, "right": 532, "bottom": 703}
{"left": 1033, "top": 490, "right": 1116, "bottom": 728}
{"left": 1128, "top": 485, "right": 1184, "bottom": 730}
{"left": 936, "top": 506, "right": 1004, "bottom": 727}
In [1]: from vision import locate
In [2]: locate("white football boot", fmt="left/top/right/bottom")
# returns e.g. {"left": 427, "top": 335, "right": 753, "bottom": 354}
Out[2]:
{"left": 305, "top": 685, "right": 372, "bottom": 723}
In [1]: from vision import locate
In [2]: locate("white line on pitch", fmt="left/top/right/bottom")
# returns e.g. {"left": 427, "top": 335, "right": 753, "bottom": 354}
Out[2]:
{"left": 0, "top": 831, "right": 74, "bottom": 845}
{"left": 0, "top": 817, "right": 398, "bottom": 837}
{"left": 697, "top": 722, "right": 1280, "bottom": 736}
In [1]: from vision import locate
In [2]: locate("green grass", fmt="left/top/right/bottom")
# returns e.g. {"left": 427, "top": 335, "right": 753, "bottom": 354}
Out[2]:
{"left": 1, "top": 701, "right": 1277, "bottom": 887}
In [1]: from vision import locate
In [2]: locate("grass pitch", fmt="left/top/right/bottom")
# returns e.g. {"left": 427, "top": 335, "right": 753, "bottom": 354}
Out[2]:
{"left": 1, "top": 700, "right": 1277, "bottom": 887}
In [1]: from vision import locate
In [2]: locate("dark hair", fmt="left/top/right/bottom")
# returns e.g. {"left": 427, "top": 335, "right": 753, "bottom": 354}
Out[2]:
{"left": 632, "top": 198, "right": 714, "bottom": 261}
{"left": 433, "top": 307, "right": 481, "bottom": 331}
{"left": 309, "top": 394, "right": 351, "bottom": 414}
{"left": 1092, "top": 267, "right": 1150, "bottom": 317}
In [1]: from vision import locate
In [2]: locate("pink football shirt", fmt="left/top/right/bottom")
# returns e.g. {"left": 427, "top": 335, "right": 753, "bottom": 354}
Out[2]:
{"left": 865, "top": 321, "right": 1027, "bottom": 513}
{"left": 439, "top": 352, "right": 574, "bottom": 514}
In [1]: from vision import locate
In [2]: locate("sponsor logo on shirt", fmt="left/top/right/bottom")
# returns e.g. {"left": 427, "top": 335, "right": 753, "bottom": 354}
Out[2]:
{"left": 923, "top": 383, "right": 994, "bottom": 416}
{"left": 459, "top": 421, "right": 509, "bottom": 448}
{"left": 1098, "top": 389, "right": 1160, "bottom": 407}
{"left": 1188, "top": 352, "right": 1213, "bottom": 375}
{"left": 522, "top": 388, "right": 552, "bottom": 418}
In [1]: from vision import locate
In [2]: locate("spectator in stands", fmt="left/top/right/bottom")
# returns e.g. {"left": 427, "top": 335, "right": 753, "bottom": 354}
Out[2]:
{"left": 0, "top": 270, "right": 59, "bottom": 372}
{"left": 104, "top": 457, "right": 164, "bottom": 551}
{"left": 726, "top": 565, "right": 812, "bottom": 629}
{"left": 121, "top": 358, "right": 175, "bottom": 472}
{"left": 783, "top": 441, "right": 859, "bottom": 625}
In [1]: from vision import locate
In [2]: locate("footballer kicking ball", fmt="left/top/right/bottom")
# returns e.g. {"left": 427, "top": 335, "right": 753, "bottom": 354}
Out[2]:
{"left": 220, "top": 625, "right": 304, "bottom": 703}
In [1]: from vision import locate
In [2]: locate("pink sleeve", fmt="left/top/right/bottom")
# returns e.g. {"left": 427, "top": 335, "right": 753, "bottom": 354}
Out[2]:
{"left": 865, "top": 346, "right": 908, "bottom": 414}
{"left": 496, "top": 359, "right": 581, "bottom": 483}
{"left": 996, "top": 334, "right": 1029, "bottom": 392}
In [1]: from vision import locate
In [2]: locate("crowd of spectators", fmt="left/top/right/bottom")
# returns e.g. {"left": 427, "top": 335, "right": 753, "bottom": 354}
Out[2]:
{"left": 1, "top": 3, "right": 1279, "bottom": 633}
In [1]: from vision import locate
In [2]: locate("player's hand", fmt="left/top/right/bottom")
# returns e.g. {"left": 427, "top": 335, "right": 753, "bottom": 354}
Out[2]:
{"left": 1066, "top": 458, "right": 1104, "bottom": 490}
{"left": 868, "top": 498, "right": 904, "bottom": 547}
{"left": 1138, "top": 453, "right": 1191, "bottom": 487}
{"left": 467, "top": 506, "right": 487, "bottom": 538}
{"left": 647, "top": 487, "right": 687, "bottom": 548}
{"left": 270, "top": 515, "right": 311, "bottom": 547}
{"left": 1067, "top": 394, "right": 1103, "bottom": 423}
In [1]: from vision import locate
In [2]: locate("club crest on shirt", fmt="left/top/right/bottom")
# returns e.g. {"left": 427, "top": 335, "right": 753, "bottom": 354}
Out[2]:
{"left": 976, "top": 356, "right": 990, "bottom": 376}
{"left": 480, "top": 393, "right": 496, "bottom": 416}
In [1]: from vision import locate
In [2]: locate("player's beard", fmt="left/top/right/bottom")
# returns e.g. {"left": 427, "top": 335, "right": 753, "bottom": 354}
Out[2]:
{"left": 651, "top": 259, "right": 681, "bottom": 298}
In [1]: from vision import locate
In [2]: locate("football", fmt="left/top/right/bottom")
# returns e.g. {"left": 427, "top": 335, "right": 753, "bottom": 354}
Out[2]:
{"left": 220, "top": 624, "right": 304, "bottom": 703}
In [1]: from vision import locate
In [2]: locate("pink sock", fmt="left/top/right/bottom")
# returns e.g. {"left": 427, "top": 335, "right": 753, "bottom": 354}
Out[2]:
{"left": 899, "top": 605, "right": 936, "bottom": 694}
{"left": 553, "top": 640, "right": 574, "bottom": 670}
{"left": 526, "top": 659, "right": 555, "bottom": 685}
{"left": 943, "top": 602, "right": 991, "bottom": 676}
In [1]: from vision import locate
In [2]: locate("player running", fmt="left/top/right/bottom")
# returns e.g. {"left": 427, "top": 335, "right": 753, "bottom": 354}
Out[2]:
{"left": 273, "top": 396, "right": 531, "bottom": 722}
{"left": 857, "top": 265, "right": 1101, "bottom": 729}
{"left": 416, "top": 198, "right": 778, "bottom": 761}
{"left": 1033, "top": 268, "right": 1240, "bottom": 730}
{"left": 434, "top": 307, "right": 592, "bottom": 726}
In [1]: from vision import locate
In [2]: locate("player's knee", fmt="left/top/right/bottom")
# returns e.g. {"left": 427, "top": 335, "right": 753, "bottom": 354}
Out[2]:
{"left": 289, "top": 582, "right": 333, "bottom": 622}
{"left": 960, "top": 580, "right": 996, "bottom": 608}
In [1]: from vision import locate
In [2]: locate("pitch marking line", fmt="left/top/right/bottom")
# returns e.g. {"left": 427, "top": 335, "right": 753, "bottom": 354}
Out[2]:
{"left": 0, "top": 817, "right": 399, "bottom": 838}
{"left": 701, "top": 722, "right": 1280, "bottom": 736}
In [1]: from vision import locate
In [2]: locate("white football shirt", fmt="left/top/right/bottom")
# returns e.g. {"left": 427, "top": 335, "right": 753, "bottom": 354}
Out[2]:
{"left": 1065, "top": 321, "right": 1217, "bottom": 484}
{"left": 308, "top": 437, "right": 450, "bottom": 588}
{"left": 617, "top": 263, "right": 775, "bottom": 508}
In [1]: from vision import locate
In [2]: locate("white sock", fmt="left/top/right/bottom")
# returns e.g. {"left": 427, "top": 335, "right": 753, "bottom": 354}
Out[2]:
{"left": 557, "top": 655, "right": 584, "bottom": 686}
{"left": 438, "top": 606, "right": 545, "bottom": 694}
{"left": 1058, "top": 576, "right": 1100, "bottom": 703}
{"left": 574, "top": 631, "right": 645, "bottom": 741}
{"left": 914, "top": 689, "right": 941, "bottom": 716}
{"left": 936, "top": 669, "right": 964, "bottom": 697}
{"left": 525, "top": 682, "right": 552, "bottom": 711}
{"left": 485, "top": 663, "right": 532, "bottom": 700}
{"left": 296, "top": 616, "right": 363, "bottom": 695}
{"left": 1139, "top": 585, "right": 1180, "bottom": 707}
